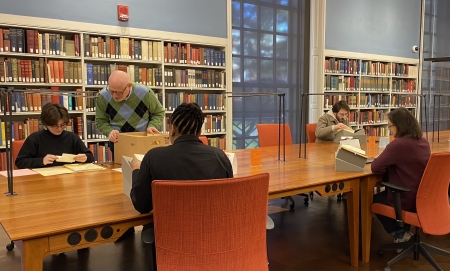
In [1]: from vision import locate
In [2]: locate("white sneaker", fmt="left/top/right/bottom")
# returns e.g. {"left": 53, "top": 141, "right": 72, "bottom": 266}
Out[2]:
{"left": 395, "top": 231, "right": 413, "bottom": 253}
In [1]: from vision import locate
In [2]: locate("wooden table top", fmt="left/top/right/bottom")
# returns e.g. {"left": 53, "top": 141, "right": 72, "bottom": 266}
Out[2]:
{"left": 1, "top": 132, "right": 449, "bottom": 243}
{"left": 232, "top": 143, "right": 373, "bottom": 196}
{"left": 0, "top": 169, "right": 147, "bottom": 241}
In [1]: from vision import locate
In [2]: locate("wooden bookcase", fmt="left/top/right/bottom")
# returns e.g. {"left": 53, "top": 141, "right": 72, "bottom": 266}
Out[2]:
{"left": 316, "top": 50, "right": 419, "bottom": 137}
{"left": 0, "top": 24, "right": 230, "bottom": 164}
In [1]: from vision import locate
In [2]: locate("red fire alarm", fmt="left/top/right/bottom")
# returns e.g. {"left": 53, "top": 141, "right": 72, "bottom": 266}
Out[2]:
{"left": 118, "top": 5, "right": 129, "bottom": 21}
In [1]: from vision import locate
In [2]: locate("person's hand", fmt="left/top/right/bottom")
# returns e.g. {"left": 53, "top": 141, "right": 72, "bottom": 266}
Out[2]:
{"left": 74, "top": 154, "right": 87, "bottom": 163}
{"left": 334, "top": 123, "right": 349, "bottom": 131}
{"left": 109, "top": 130, "right": 120, "bottom": 143}
{"left": 43, "top": 154, "right": 58, "bottom": 165}
{"left": 146, "top": 127, "right": 159, "bottom": 134}
{"left": 130, "top": 158, "right": 141, "bottom": 170}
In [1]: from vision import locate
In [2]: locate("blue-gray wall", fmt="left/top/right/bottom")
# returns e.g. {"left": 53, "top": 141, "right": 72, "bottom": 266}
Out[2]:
{"left": 0, "top": 0, "right": 227, "bottom": 38}
{"left": 325, "top": 0, "right": 421, "bottom": 58}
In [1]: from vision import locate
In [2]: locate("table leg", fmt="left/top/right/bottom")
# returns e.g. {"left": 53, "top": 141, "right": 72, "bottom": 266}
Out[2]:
{"left": 361, "top": 175, "right": 378, "bottom": 263}
{"left": 346, "top": 179, "right": 360, "bottom": 268}
{"left": 18, "top": 237, "right": 48, "bottom": 271}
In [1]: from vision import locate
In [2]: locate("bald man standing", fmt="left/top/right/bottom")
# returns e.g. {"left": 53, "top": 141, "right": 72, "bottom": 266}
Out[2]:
{"left": 95, "top": 71, "right": 165, "bottom": 155}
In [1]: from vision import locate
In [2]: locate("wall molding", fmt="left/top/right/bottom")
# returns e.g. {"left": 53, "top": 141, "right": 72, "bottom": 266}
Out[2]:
{"left": 0, "top": 13, "right": 228, "bottom": 46}
{"left": 324, "top": 50, "right": 419, "bottom": 64}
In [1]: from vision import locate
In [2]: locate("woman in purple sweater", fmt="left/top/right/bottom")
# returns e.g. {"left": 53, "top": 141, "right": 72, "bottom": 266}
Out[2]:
{"left": 371, "top": 108, "right": 430, "bottom": 243}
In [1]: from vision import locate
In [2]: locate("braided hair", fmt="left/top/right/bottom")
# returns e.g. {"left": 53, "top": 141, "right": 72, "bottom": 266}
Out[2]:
{"left": 170, "top": 103, "right": 204, "bottom": 135}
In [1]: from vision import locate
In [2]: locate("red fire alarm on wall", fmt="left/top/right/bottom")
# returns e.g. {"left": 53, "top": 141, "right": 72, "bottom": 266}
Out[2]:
{"left": 118, "top": 5, "right": 129, "bottom": 22}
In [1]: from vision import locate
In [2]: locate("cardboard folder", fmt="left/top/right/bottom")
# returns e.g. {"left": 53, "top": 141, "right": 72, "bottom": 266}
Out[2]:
{"left": 335, "top": 145, "right": 367, "bottom": 172}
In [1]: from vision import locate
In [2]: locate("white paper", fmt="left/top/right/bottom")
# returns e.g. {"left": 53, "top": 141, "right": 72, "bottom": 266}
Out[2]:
{"left": 134, "top": 154, "right": 145, "bottom": 162}
{"left": 0, "top": 169, "right": 38, "bottom": 177}
{"left": 56, "top": 153, "right": 77, "bottom": 163}
{"left": 122, "top": 156, "right": 133, "bottom": 198}
{"left": 224, "top": 152, "right": 238, "bottom": 175}
{"left": 339, "top": 138, "right": 361, "bottom": 149}
{"left": 379, "top": 137, "right": 390, "bottom": 148}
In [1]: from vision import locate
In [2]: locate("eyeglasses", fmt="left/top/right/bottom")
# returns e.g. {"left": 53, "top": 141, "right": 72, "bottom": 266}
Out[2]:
{"left": 388, "top": 124, "right": 395, "bottom": 129}
{"left": 107, "top": 83, "right": 129, "bottom": 96}
{"left": 49, "top": 123, "right": 67, "bottom": 129}
{"left": 337, "top": 113, "right": 348, "bottom": 118}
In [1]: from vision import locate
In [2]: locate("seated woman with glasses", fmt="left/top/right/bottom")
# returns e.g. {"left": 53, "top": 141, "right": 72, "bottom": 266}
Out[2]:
{"left": 371, "top": 107, "right": 430, "bottom": 244}
{"left": 315, "top": 100, "right": 352, "bottom": 142}
{"left": 15, "top": 103, "right": 94, "bottom": 169}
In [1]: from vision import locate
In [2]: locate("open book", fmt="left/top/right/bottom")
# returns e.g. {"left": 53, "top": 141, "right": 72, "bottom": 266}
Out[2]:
{"left": 341, "top": 145, "right": 367, "bottom": 158}
{"left": 337, "top": 126, "right": 362, "bottom": 134}
{"left": 32, "top": 163, "right": 106, "bottom": 176}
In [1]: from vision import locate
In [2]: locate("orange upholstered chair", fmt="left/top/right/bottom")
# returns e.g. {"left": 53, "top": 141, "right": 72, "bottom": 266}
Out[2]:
{"left": 198, "top": 135, "right": 208, "bottom": 145}
{"left": 256, "top": 124, "right": 310, "bottom": 207}
{"left": 147, "top": 173, "right": 270, "bottom": 271}
{"left": 306, "top": 123, "right": 317, "bottom": 143}
{"left": 371, "top": 152, "right": 450, "bottom": 270}
{"left": 12, "top": 140, "right": 25, "bottom": 170}
{"left": 256, "top": 124, "right": 292, "bottom": 147}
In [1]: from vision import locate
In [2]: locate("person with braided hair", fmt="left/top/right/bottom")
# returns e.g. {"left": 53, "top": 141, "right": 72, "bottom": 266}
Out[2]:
{"left": 129, "top": 102, "right": 233, "bottom": 214}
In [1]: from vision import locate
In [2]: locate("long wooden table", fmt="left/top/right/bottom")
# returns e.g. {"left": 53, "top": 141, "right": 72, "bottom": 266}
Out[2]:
{"left": 0, "top": 169, "right": 152, "bottom": 271}
{"left": 2, "top": 134, "right": 449, "bottom": 271}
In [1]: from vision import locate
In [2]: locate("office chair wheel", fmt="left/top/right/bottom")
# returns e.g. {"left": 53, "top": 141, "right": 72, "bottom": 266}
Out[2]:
{"left": 289, "top": 202, "right": 295, "bottom": 209}
{"left": 377, "top": 249, "right": 384, "bottom": 256}
{"left": 6, "top": 241, "right": 14, "bottom": 251}
{"left": 304, "top": 197, "right": 309, "bottom": 205}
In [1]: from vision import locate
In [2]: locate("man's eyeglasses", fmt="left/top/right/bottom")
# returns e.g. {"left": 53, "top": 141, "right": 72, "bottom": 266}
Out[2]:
{"left": 107, "top": 83, "right": 129, "bottom": 96}
{"left": 388, "top": 124, "right": 395, "bottom": 129}
{"left": 49, "top": 123, "right": 67, "bottom": 129}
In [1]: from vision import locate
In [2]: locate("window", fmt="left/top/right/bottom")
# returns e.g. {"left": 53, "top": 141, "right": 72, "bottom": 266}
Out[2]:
{"left": 232, "top": 0, "right": 306, "bottom": 149}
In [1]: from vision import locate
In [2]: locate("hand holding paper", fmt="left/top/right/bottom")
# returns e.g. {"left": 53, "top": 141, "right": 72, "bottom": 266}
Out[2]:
{"left": 43, "top": 154, "right": 58, "bottom": 165}
{"left": 74, "top": 154, "right": 87, "bottom": 163}
{"left": 56, "top": 153, "right": 77, "bottom": 163}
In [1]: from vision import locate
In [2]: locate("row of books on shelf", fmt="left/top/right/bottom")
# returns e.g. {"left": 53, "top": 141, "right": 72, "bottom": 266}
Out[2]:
{"left": 0, "top": 28, "right": 80, "bottom": 56}
{"left": 325, "top": 94, "right": 416, "bottom": 108}
{"left": 165, "top": 115, "right": 226, "bottom": 134}
{"left": 164, "top": 93, "right": 226, "bottom": 112}
{"left": 164, "top": 69, "right": 225, "bottom": 88}
{"left": 0, "top": 88, "right": 84, "bottom": 113}
{"left": 203, "top": 136, "right": 226, "bottom": 150}
{"left": 84, "top": 35, "right": 161, "bottom": 61}
{"left": 324, "top": 75, "right": 415, "bottom": 92}
{"left": 88, "top": 142, "right": 112, "bottom": 163}
{"left": 83, "top": 92, "right": 226, "bottom": 114}
{"left": 347, "top": 110, "right": 388, "bottom": 125}
{"left": 85, "top": 64, "right": 162, "bottom": 87}
{"left": 324, "top": 57, "right": 418, "bottom": 77}
{"left": 364, "top": 126, "right": 390, "bottom": 137}
{"left": 0, "top": 58, "right": 82, "bottom": 84}
{"left": 163, "top": 43, "right": 225, "bottom": 66}
{"left": 0, "top": 117, "right": 82, "bottom": 143}
{"left": 392, "top": 79, "right": 416, "bottom": 93}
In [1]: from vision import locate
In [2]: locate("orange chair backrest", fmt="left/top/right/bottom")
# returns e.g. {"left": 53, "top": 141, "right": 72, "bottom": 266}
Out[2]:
{"left": 256, "top": 124, "right": 292, "bottom": 147}
{"left": 12, "top": 140, "right": 25, "bottom": 170}
{"left": 306, "top": 123, "right": 317, "bottom": 143}
{"left": 152, "top": 173, "right": 270, "bottom": 271}
{"left": 416, "top": 152, "right": 450, "bottom": 235}
{"left": 198, "top": 135, "right": 208, "bottom": 145}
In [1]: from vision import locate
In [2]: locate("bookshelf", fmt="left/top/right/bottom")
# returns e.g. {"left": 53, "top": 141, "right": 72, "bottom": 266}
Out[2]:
{"left": 0, "top": 23, "right": 230, "bottom": 165}
{"left": 317, "top": 50, "right": 419, "bottom": 137}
